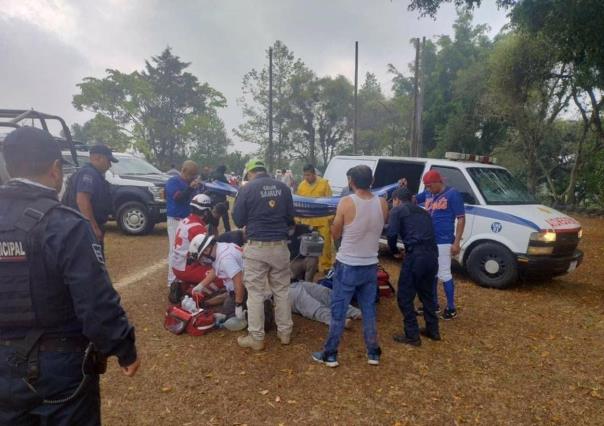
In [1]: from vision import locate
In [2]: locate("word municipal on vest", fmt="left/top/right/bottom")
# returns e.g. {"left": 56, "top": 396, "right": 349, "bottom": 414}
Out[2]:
{"left": 0, "top": 240, "right": 27, "bottom": 260}
{"left": 261, "top": 185, "right": 282, "bottom": 198}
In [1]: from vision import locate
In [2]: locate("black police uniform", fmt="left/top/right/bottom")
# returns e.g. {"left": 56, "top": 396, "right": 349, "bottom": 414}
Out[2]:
{"left": 0, "top": 180, "right": 136, "bottom": 425}
{"left": 62, "top": 163, "right": 113, "bottom": 240}
{"left": 232, "top": 172, "right": 294, "bottom": 241}
{"left": 387, "top": 202, "right": 439, "bottom": 339}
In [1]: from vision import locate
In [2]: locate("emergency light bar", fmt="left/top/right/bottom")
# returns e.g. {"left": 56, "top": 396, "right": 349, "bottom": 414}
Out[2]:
{"left": 445, "top": 152, "right": 497, "bottom": 164}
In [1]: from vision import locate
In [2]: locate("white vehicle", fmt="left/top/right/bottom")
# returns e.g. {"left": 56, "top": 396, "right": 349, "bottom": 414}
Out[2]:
{"left": 323, "top": 153, "right": 583, "bottom": 289}
{"left": 63, "top": 150, "right": 168, "bottom": 235}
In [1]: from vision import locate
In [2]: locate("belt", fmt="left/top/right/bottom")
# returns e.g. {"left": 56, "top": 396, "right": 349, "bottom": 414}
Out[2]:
{"left": 0, "top": 336, "right": 88, "bottom": 353}
{"left": 247, "top": 240, "right": 287, "bottom": 247}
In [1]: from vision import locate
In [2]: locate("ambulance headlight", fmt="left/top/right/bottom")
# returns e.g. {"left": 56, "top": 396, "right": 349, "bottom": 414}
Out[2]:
{"left": 148, "top": 185, "right": 165, "bottom": 202}
{"left": 529, "top": 231, "right": 556, "bottom": 243}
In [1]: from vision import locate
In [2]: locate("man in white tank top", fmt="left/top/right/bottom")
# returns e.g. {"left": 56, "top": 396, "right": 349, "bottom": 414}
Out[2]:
{"left": 312, "top": 165, "right": 388, "bottom": 368}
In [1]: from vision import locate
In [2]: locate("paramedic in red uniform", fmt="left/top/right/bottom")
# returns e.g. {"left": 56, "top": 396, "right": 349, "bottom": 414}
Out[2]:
{"left": 171, "top": 194, "right": 215, "bottom": 284}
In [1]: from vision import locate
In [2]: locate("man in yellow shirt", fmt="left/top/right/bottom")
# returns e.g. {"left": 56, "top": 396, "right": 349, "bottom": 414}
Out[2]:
{"left": 296, "top": 164, "right": 334, "bottom": 273}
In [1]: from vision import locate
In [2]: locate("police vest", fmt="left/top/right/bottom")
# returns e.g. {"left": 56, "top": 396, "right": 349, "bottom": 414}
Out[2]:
{"left": 0, "top": 193, "right": 70, "bottom": 329}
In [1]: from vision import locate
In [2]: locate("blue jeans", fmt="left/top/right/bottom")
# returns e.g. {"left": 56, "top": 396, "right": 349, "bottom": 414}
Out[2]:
{"left": 323, "top": 262, "right": 380, "bottom": 357}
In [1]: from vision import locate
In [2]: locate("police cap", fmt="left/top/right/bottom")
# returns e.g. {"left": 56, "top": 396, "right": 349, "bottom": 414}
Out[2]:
{"left": 2, "top": 126, "right": 66, "bottom": 169}
{"left": 90, "top": 144, "right": 119, "bottom": 163}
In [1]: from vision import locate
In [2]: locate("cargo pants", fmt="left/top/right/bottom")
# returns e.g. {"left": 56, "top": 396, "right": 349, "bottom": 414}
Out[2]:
{"left": 243, "top": 241, "right": 293, "bottom": 341}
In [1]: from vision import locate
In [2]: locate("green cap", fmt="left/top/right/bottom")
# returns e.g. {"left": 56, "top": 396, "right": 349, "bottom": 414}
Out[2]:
{"left": 245, "top": 158, "right": 266, "bottom": 173}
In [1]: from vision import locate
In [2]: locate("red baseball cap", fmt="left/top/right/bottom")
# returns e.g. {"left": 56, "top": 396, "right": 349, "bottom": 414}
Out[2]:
{"left": 423, "top": 170, "right": 443, "bottom": 185}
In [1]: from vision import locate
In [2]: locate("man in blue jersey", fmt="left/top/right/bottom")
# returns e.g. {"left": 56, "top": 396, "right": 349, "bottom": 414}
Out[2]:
{"left": 165, "top": 160, "right": 201, "bottom": 285}
{"left": 416, "top": 170, "right": 465, "bottom": 320}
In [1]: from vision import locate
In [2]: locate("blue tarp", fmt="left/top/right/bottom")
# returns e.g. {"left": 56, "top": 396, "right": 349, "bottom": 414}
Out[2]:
{"left": 203, "top": 181, "right": 399, "bottom": 218}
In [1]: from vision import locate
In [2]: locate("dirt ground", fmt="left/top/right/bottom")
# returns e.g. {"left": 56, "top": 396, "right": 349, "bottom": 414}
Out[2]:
{"left": 100, "top": 216, "right": 604, "bottom": 426}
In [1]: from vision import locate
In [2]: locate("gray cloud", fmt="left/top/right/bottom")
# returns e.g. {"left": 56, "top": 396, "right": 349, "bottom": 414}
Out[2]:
{"left": 0, "top": 0, "right": 509, "bottom": 152}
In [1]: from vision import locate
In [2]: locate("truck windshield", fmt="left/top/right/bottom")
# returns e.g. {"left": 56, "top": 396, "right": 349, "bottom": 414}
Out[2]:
{"left": 112, "top": 157, "right": 163, "bottom": 175}
{"left": 468, "top": 167, "right": 537, "bottom": 205}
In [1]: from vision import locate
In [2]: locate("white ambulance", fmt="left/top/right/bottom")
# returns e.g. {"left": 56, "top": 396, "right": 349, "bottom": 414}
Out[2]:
{"left": 323, "top": 153, "right": 583, "bottom": 289}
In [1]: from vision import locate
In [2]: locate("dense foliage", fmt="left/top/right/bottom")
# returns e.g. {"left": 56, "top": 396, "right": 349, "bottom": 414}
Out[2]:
{"left": 70, "top": 2, "right": 604, "bottom": 207}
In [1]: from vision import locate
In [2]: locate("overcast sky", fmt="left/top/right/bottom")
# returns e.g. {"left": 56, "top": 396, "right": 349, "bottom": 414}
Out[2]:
{"left": 0, "top": 0, "right": 509, "bottom": 153}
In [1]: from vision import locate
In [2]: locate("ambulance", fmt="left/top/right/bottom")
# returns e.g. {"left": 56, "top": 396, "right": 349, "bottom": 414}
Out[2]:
{"left": 323, "top": 153, "right": 583, "bottom": 289}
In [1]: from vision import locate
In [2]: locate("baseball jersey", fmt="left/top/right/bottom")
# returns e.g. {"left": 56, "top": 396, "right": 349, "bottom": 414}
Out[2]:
{"left": 212, "top": 242, "right": 243, "bottom": 292}
{"left": 416, "top": 187, "right": 465, "bottom": 245}
{"left": 171, "top": 214, "right": 208, "bottom": 271}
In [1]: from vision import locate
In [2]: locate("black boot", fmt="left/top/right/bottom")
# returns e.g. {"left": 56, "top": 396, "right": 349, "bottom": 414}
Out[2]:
{"left": 392, "top": 334, "right": 421, "bottom": 346}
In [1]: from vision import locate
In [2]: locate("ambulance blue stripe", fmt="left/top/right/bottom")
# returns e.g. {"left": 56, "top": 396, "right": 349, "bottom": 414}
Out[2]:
{"left": 465, "top": 206, "right": 541, "bottom": 231}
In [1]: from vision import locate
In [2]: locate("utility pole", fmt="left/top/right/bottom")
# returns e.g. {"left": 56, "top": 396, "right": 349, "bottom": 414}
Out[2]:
{"left": 416, "top": 37, "right": 425, "bottom": 157}
{"left": 353, "top": 41, "right": 359, "bottom": 155}
{"left": 268, "top": 47, "right": 274, "bottom": 171}
{"left": 410, "top": 38, "right": 420, "bottom": 157}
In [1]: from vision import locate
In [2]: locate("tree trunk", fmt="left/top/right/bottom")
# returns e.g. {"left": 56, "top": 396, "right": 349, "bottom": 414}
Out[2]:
{"left": 526, "top": 144, "right": 538, "bottom": 195}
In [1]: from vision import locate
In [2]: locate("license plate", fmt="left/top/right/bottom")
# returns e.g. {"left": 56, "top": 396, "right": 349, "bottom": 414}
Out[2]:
{"left": 567, "top": 261, "right": 578, "bottom": 273}
{"left": 160, "top": 208, "right": 167, "bottom": 214}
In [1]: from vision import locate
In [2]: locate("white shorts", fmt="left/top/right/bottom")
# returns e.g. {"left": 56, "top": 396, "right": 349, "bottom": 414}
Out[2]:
{"left": 437, "top": 244, "right": 453, "bottom": 282}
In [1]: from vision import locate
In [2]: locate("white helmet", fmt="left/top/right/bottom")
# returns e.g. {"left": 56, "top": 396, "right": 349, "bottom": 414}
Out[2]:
{"left": 190, "top": 194, "right": 212, "bottom": 211}
{"left": 188, "top": 233, "right": 215, "bottom": 260}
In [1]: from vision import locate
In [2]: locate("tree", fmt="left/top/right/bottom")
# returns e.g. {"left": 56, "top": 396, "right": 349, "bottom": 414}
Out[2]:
{"left": 416, "top": 10, "right": 503, "bottom": 157}
{"left": 512, "top": 0, "right": 604, "bottom": 142}
{"left": 357, "top": 72, "right": 391, "bottom": 155}
{"left": 73, "top": 47, "right": 227, "bottom": 167}
{"left": 71, "top": 114, "right": 131, "bottom": 151}
{"left": 315, "top": 76, "right": 354, "bottom": 166}
{"left": 487, "top": 33, "right": 571, "bottom": 194}
{"left": 237, "top": 41, "right": 353, "bottom": 169}
{"left": 185, "top": 111, "right": 231, "bottom": 166}
{"left": 236, "top": 41, "right": 298, "bottom": 169}
{"left": 408, "top": 0, "right": 517, "bottom": 17}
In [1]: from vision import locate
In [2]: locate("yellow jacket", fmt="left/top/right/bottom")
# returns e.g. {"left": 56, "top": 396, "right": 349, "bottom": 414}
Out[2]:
{"left": 296, "top": 177, "right": 333, "bottom": 227}
{"left": 296, "top": 177, "right": 332, "bottom": 199}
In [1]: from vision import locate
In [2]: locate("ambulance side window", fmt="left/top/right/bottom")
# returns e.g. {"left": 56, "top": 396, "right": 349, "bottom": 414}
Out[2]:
{"left": 431, "top": 166, "right": 477, "bottom": 205}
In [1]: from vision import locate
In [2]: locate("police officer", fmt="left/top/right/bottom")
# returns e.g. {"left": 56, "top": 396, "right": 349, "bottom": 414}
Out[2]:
{"left": 63, "top": 144, "right": 117, "bottom": 250}
{"left": 387, "top": 188, "right": 440, "bottom": 346}
{"left": 232, "top": 159, "right": 295, "bottom": 351}
{"left": 0, "top": 127, "right": 140, "bottom": 425}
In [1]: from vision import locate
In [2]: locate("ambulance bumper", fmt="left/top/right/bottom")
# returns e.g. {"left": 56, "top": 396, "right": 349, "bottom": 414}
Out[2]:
{"left": 517, "top": 249, "right": 584, "bottom": 277}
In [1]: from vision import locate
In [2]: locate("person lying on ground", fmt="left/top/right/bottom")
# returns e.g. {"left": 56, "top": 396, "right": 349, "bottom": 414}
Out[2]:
{"left": 290, "top": 281, "right": 361, "bottom": 328}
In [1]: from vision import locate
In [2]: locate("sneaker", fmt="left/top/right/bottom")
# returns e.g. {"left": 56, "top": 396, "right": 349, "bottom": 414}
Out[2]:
{"left": 344, "top": 318, "right": 353, "bottom": 329}
{"left": 392, "top": 334, "right": 421, "bottom": 347}
{"left": 277, "top": 332, "right": 291, "bottom": 345}
{"left": 442, "top": 308, "right": 458, "bottom": 320}
{"left": 367, "top": 353, "right": 380, "bottom": 366}
{"left": 237, "top": 335, "right": 265, "bottom": 351}
{"left": 420, "top": 328, "right": 442, "bottom": 341}
{"left": 311, "top": 351, "right": 339, "bottom": 368}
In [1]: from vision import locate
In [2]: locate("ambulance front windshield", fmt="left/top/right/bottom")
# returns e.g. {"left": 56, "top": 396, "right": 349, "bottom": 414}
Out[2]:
{"left": 468, "top": 167, "right": 537, "bottom": 205}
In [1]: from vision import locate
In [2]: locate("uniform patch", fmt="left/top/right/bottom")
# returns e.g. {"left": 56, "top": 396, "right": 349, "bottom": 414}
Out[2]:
{"left": 268, "top": 200, "right": 276, "bottom": 208}
{"left": 92, "top": 243, "right": 105, "bottom": 264}
{"left": 82, "top": 174, "right": 94, "bottom": 185}
{"left": 0, "top": 240, "right": 27, "bottom": 262}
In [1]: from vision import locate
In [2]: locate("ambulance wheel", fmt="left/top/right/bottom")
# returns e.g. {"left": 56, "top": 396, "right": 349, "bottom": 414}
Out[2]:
{"left": 117, "top": 201, "right": 154, "bottom": 235}
{"left": 466, "top": 242, "right": 518, "bottom": 289}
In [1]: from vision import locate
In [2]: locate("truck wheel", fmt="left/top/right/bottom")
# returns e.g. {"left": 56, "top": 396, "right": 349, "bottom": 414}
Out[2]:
{"left": 117, "top": 201, "right": 154, "bottom": 235}
{"left": 466, "top": 242, "right": 518, "bottom": 289}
